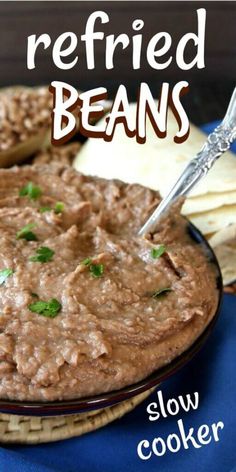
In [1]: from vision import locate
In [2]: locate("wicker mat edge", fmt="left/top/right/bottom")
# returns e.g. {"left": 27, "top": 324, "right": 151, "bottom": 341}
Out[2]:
{"left": 0, "top": 388, "right": 154, "bottom": 444}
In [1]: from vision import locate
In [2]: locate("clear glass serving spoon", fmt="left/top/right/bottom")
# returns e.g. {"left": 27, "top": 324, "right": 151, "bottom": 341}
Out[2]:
{"left": 139, "top": 87, "right": 236, "bottom": 237}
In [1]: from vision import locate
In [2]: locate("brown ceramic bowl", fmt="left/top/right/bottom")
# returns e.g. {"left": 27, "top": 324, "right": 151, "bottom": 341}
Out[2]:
{"left": 0, "top": 221, "right": 223, "bottom": 416}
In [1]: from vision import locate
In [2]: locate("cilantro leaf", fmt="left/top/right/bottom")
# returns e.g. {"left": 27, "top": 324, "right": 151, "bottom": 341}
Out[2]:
{"left": 28, "top": 298, "right": 62, "bottom": 318}
{"left": 39, "top": 207, "right": 51, "bottom": 213}
{"left": 89, "top": 263, "right": 104, "bottom": 278}
{"left": 0, "top": 268, "right": 14, "bottom": 286}
{"left": 29, "top": 246, "right": 54, "bottom": 263}
{"left": 80, "top": 258, "right": 104, "bottom": 277}
{"left": 81, "top": 258, "right": 92, "bottom": 266}
{"left": 39, "top": 203, "right": 64, "bottom": 215}
{"left": 150, "top": 244, "right": 166, "bottom": 259}
{"left": 16, "top": 223, "right": 37, "bottom": 241}
{"left": 152, "top": 287, "right": 172, "bottom": 298}
{"left": 19, "top": 182, "right": 42, "bottom": 200}
{"left": 54, "top": 202, "right": 64, "bottom": 214}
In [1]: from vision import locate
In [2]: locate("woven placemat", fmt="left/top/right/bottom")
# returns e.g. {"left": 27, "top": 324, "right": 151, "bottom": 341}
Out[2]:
{"left": 0, "top": 388, "right": 154, "bottom": 444}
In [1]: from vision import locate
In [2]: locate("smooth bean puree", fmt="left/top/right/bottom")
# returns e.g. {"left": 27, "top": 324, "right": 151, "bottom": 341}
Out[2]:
{"left": 0, "top": 164, "right": 218, "bottom": 401}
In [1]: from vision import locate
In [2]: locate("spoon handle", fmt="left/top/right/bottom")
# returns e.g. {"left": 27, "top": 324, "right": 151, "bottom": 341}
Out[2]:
{"left": 139, "top": 87, "right": 236, "bottom": 237}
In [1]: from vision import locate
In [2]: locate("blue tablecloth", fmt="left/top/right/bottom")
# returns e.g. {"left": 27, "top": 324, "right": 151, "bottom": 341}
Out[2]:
{"left": 1, "top": 123, "right": 236, "bottom": 472}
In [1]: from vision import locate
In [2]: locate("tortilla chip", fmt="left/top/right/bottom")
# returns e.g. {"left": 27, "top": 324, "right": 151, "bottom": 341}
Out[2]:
{"left": 208, "top": 224, "right": 236, "bottom": 248}
{"left": 189, "top": 205, "right": 236, "bottom": 235}
{"left": 73, "top": 105, "right": 236, "bottom": 198}
{"left": 182, "top": 191, "right": 236, "bottom": 215}
{"left": 214, "top": 241, "right": 236, "bottom": 286}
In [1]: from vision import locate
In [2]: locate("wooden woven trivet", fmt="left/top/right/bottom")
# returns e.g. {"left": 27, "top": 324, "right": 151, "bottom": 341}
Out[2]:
{"left": 0, "top": 388, "right": 154, "bottom": 444}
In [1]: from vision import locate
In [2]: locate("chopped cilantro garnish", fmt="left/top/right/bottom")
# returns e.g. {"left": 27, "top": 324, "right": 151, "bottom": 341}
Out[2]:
{"left": 152, "top": 287, "right": 172, "bottom": 298}
{"left": 80, "top": 258, "right": 104, "bottom": 278}
{"left": 150, "top": 244, "right": 166, "bottom": 259}
{"left": 81, "top": 258, "right": 92, "bottom": 266}
{"left": 29, "top": 246, "right": 54, "bottom": 263}
{"left": 28, "top": 298, "right": 62, "bottom": 318}
{"left": 39, "top": 207, "right": 51, "bottom": 213}
{"left": 16, "top": 223, "right": 37, "bottom": 241}
{"left": 0, "top": 268, "right": 14, "bottom": 286}
{"left": 54, "top": 202, "right": 64, "bottom": 214}
{"left": 39, "top": 203, "right": 64, "bottom": 214}
{"left": 19, "top": 182, "right": 42, "bottom": 200}
{"left": 90, "top": 263, "right": 104, "bottom": 278}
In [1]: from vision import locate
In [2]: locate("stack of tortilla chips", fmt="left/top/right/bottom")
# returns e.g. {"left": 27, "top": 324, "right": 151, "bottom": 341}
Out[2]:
{"left": 74, "top": 106, "right": 236, "bottom": 286}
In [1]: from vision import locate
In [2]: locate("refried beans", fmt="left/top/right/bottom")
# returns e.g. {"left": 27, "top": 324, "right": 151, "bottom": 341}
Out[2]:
{"left": 0, "top": 164, "right": 218, "bottom": 401}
